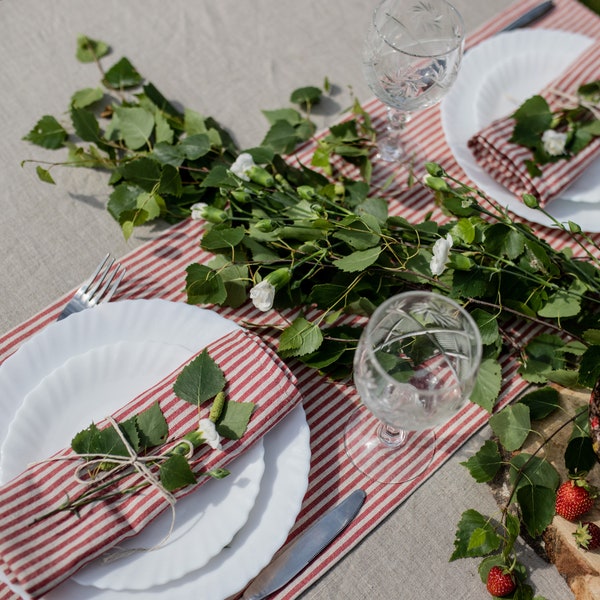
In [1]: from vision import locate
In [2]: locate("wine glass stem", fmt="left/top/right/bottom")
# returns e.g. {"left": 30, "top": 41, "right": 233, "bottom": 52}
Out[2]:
{"left": 377, "top": 423, "right": 408, "bottom": 448}
{"left": 386, "top": 107, "right": 409, "bottom": 133}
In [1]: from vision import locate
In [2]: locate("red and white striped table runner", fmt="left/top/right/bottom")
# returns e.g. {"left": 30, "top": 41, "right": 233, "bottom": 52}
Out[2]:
{"left": 0, "top": 0, "right": 599, "bottom": 597}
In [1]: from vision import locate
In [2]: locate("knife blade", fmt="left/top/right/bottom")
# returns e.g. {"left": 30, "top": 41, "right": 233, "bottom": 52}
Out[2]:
{"left": 499, "top": 0, "right": 555, "bottom": 32}
{"left": 242, "top": 489, "right": 367, "bottom": 600}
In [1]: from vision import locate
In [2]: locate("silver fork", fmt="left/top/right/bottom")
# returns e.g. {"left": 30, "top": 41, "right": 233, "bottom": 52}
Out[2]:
{"left": 57, "top": 254, "right": 126, "bottom": 321}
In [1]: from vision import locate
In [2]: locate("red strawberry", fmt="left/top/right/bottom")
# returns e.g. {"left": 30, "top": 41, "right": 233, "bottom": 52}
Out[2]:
{"left": 486, "top": 566, "right": 516, "bottom": 597}
{"left": 573, "top": 521, "right": 600, "bottom": 550}
{"left": 555, "top": 478, "right": 596, "bottom": 521}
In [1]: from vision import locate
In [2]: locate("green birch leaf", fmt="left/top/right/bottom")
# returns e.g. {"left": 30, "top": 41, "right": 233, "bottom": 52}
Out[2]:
{"left": 70, "top": 107, "right": 101, "bottom": 143}
{"left": 461, "top": 439, "right": 502, "bottom": 483}
{"left": 279, "top": 317, "right": 324, "bottom": 357}
{"left": 216, "top": 401, "right": 255, "bottom": 440}
{"left": 173, "top": 349, "right": 226, "bottom": 407}
{"left": 565, "top": 436, "right": 597, "bottom": 474}
{"left": 469, "top": 357, "right": 502, "bottom": 412}
{"left": 135, "top": 402, "right": 169, "bottom": 448}
{"left": 509, "top": 454, "right": 560, "bottom": 493}
{"left": 450, "top": 509, "right": 501, "bottom": 561}
{"left": 538, "top": 279, "right": 586, "bottom": 318}
{"left": 159, "top": 454, "right": 196, "bottom": 492}
{"left": 261, "top": 120, "right": 298, "bottom": 154}
{"left": 516, "top": 484, "right": 556, "bottom": 537}
{"left": 517, "top": 387, "right": 560, "bottom": 421}
{"left": 290, "top": 86, "right": 322, "bottom": 106}
{"left": 107, "top": 183, "right": 143, "bottom": 221}
{"left": 136, "top": 191, "right": 165, "bottom": 221}
{"left": 113, "top": 106, "right": 154, "bottom": 150}
{"left": 23, "top": 115, "right": 67, "bottom": 149}
{"left": 104, "top": 56, "right": 144, "bottom": 89}
{"left": 489, "top": 404, "right": 531, "bottom": 452}
{"left": 151, "top": 142, "right": 185, "bottom": 167}
{"left": 71, "top": 87, "right": 104, "bottom": 109}
{"left": 180, "top": 134, "right": 211, "bottom": 160}
{"left": 185, "top": 263, "right": 227, "bottom": 305}
{"left": 470, "top": 309, "right": 499, "bottom": 346}
{"left": 578, "top": 344, "right": 600, "bottom": 388}
{"left": 35, "top": 166, "right": 55, "bottom": 184}
{"left": 333, "top": 247, "right": 381, "bottom": 272}
{"left": 76, "top": 35, "right": 109, "bottom": 63}
{"left": 262, "top": 108, "right": 303, "bottom": 126}
{"left": 154, "top": 111, "right": 174, "bottom": 144}
{"left": 200, "top": 226, "right": 245, "bottom": 251}
{"left": 158, "top": 164, "right": 182, "bottom": 198}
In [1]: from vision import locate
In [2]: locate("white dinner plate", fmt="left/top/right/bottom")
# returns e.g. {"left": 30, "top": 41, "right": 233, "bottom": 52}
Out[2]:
{"left": 0, "top": 340, "right": 266, "bottom": 591}
{"left": 441, "top": 29, "right": 599, "bottom": 230}
{"left": 0, "top": 300, "right": 311, "bottom": 600}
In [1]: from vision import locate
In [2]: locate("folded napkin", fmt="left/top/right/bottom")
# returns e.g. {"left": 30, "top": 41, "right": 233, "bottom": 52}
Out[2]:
{"left": 0, "top": 328, "right": 302, "bottom": 599}
{"left": 467, "top": 41, "right": 600, "bottom": 207}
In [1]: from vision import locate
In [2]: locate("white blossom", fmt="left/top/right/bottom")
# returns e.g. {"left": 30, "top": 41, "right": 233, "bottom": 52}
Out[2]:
{"left": 541, "top": 129, "right": 567, "bottom": 156}
{"left": 190, "top": 202, "right": 207, "bottom": 220}
{"left": 430, "top": 233, "right": 453, "bottom": 276}
{"left": 250, "top": 279, "right": 276, "bottom": 311}
{"left": 198, "top": 418, "right": 222, "bottom": 451}
{"left": 230, "top": 152, "right": 256, "bottom": 181}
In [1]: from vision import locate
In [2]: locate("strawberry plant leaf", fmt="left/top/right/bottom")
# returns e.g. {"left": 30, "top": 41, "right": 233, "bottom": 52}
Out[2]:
{"left": 173, "top": 349, "right": 226, "bottom": 407}
{"left": 450, "top": 509, "right": 501, "bottom": 561}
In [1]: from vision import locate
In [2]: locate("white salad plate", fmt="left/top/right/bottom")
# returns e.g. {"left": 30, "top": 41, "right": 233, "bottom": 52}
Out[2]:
{"left": 441, "top": 29, "right": 599, "bottom": 230}
{"left": 0, "top": 300, "right": 311, "bottom": 600}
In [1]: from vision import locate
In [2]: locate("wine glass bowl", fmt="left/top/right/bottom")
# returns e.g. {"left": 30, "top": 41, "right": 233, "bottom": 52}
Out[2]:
{"left": 363, "top": 0, "right": 464, "bottom": 162}
{"left": 346, "top": 291, "right": 482, "bottom": 483}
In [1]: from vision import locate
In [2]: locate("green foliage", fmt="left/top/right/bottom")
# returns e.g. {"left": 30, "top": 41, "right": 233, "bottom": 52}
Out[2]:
{"left": 510, "top": 81, "right": 600, "bottom": 175}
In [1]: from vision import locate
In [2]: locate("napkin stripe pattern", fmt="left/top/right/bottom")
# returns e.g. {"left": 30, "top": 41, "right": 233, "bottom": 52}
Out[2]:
{"left": 0, "top": 1, "right": 599, "bottom": 599}
{"left": 0, "top": 329, "right": 302, "bottom": 598}
{"left": 467, "top": 40, "right": 600, "bottom": 206}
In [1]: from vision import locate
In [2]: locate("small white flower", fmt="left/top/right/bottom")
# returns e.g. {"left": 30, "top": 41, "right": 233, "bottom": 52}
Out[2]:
{"left": 541, "top": 129, "right": 567, "bottom": 156}
{"left": 198, "top": 418, "right": 222, "bottom": 451}
{"left": 190, "top": 202, "right": 207, "bottom": 220}
{"left": 430, "top": 233, "right": 453, "bottom": 276}
{"left": 249, "top": 279, "right": 276, "bottom": 312}
{"left": 230, "top": 153, "right": 256, "bottom": 181}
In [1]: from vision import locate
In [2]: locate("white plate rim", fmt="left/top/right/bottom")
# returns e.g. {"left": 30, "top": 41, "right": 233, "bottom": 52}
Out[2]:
{"left": 441, "top": 28, "right": 599, "bottom": 230}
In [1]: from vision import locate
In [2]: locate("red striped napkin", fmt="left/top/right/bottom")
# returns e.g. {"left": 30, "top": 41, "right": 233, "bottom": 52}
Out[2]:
{"left": 0, "top": 328, "right": 302, "bottom": 599}
{"left": 467, "top": 40, "right": 600, "bottom": 206}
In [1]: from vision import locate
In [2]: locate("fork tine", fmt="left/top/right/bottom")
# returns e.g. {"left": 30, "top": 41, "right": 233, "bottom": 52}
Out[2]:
{"left": 80, "top": 253, "right": 112, "bottom": 295}
{"left": 93, "top": 264, "right": 125, "bottom": 304}
{"left": 85, "top": 257, "right": 115, "bottom": 299}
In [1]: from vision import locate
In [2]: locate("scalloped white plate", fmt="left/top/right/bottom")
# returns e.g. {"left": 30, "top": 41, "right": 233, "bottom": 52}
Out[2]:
{"left": 441, "top": 29, "right": 599, "bottom": 229}
{"left": 0, "top": 340, "right": 265, "bottom": 591}
{"left": 0, "top": 300, "right": 310, "bottom": 600}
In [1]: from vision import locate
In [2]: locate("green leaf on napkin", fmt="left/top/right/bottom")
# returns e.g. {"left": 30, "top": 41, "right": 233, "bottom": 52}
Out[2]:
{"left": 173, "top": 349, "right": 226, "bottom": 407}
{"left": 215, "top": 401, "right": 255, "bottom": 440}
{"left": 159, "top": 454, "right": 196, "bottom": 492}
{"left": 450, "top": 509, "right": 501, "bottom": 560}
{"left": 460, "top": 439, "right": 502, "bottom": 483}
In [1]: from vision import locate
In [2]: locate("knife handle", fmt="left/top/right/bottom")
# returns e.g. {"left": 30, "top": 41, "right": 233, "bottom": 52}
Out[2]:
{"left": 500, "top": 0, "right": 555, "bottom": 32}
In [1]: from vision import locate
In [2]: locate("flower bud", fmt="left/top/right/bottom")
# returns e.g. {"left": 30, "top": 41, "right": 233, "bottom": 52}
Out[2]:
{"left": 247, "top": 165, "right": 275, "bottom": 187}
{"left": 254, "top": 218, "right": 274, "bottom": 232}
{"left": 522, "top": 194, "right": 540, "bottom": 209}
{"left": 423, "top": 174, "right": 450, "bottom": 192}
{"left": 425, "top": 162, "right": 444, "bottom": 177}
{"left": 297, "top": 185, "right": 316, "bottom": 200}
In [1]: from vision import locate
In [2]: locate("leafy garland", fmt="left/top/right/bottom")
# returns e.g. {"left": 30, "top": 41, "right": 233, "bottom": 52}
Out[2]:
{"left": 23, "top": 36, "right": 600, "bottom": 597}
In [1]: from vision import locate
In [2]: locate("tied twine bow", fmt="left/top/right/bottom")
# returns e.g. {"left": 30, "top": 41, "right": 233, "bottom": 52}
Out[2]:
{"left": 34, "top": 415, "right": 197, "bottom": 562}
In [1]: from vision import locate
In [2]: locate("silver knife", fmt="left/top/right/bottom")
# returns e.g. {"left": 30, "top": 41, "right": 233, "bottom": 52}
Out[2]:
{"left": 242, "top": 489, "right": 367, "bottom": 600}
{"left": 500, "top": 0, "right": 555, "bottom": 32}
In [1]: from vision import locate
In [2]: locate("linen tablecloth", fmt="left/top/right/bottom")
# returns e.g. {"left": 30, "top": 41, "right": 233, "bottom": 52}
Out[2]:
{"left": 0, "top": 0, "right": 595, "bottom": 598}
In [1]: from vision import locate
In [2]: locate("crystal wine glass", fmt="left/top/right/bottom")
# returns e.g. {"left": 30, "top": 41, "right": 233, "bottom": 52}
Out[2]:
{"left": 363, "top": 0, "right": 464, "bottom": 162}
{"left": 345, "top": 291, "right": 482, "bottom": 484}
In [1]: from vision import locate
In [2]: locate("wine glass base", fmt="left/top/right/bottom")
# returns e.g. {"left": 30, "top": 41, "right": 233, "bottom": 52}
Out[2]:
{"left": 344, "top": 404, "right": 436, "bottom": 484}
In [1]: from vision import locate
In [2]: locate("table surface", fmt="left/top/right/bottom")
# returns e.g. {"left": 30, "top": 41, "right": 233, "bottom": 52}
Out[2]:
{"left": 0, "top": 1, "right": 576, "bottom": 598}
